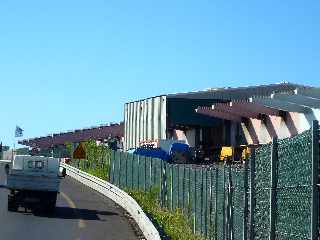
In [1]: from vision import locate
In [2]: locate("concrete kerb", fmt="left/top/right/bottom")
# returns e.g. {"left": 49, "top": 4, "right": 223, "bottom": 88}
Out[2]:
{"left": 61, "top": 163, "right": 161, "bottom": 240}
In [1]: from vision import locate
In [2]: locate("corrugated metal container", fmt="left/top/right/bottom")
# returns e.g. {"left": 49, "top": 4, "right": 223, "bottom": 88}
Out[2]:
{"left": 124, "top": 96, "right": 167, "bottom": 150}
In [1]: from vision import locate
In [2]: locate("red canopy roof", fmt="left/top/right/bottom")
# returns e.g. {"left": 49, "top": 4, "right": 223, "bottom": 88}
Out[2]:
{"left": 19, "top": 123, "right": 124, "bottom": 148}
{"left": 196, "top": 101, "right": 283, "bottom": 122}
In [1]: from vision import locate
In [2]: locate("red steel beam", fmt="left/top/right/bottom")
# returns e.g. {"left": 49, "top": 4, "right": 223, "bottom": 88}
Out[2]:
{"left": 212, "top": 102, "right": 259, "bottom": 119}
{"left": 229, "top": 101, "right": 282, "bottom": 117}
{"left": 196, "top": 107, "right": 243, "bottom": 122}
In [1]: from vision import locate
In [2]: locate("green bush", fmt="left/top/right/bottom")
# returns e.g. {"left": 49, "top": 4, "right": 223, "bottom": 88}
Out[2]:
{"left": 127, "top": 189, "right": 204, "bottom": 240}
{"left": 86, "top": 165, "right": 108, "bottom": 180}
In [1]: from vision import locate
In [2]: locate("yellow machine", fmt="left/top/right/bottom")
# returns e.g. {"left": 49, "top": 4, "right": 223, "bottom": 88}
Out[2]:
{"left": 220, "top": 146, "right": 233, "bottom": 161}
{"left": 219, "top": 145, "right": 251, "bottom": 162}
{"left": 241, "top": 145, "right": 251, "bottom": 161}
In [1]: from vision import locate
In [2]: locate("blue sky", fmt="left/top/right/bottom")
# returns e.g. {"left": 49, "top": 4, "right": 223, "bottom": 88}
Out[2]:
{"left": 0, "top": 0, "right": 319, "bottom": 146}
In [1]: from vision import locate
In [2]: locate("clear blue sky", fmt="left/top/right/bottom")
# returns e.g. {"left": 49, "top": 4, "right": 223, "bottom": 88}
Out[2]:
{"left": 0, "top": 0, "right": 319, "bottom": 147}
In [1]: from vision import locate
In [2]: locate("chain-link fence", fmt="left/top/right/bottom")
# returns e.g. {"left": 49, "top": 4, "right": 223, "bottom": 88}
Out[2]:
{"left": 249, "top": 121, "right": 319, "bottom": 240}
{"left": 70, "top": 121, "right": 320, "bottom": 240}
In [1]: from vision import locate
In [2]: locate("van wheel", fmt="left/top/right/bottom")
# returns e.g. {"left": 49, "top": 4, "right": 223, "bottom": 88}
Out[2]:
{"left": 8, "top": 195, "right": 18, "bottom": 212}
{"left": 47, "top": 192, "right": 57, "bottom": 214}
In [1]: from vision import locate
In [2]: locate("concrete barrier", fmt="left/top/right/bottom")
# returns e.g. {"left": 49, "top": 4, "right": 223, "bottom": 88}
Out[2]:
{"left": 61, "top": 163, "right": 161, "bottom": 240}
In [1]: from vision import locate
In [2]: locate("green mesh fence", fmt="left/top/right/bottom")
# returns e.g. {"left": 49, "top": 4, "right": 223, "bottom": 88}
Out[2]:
{"left": 254, "top": 142, "right": 272, "bottom": 240}
{"left": 172, "top": 165, "right": 178, "bottom": 209}
{"left": 178, "top": 166, "right": 185, "bottom": 210}
{"left": 112, "top": 151, "right": 119, "bottom": 185}
{"left": 134, "top": 155, "right": 139, "bottom": 189}
{"left": 67, "top": 128, "right": 318, "bottom": 240}
{"left": 194, "top": 168, "right": 202, "bottom": 235}
{"left": 231, "top": 165, "right": 245, "bottom": 240}
{"left": 214, "top": 166, "right": 224, "bottom": 240}
{"left": 137, "top": 156, "right": 144, "bottom": 190}
{"left": 152, "top": 158, "right": 162, "bottom": 194}
{"left": 207, "top": 168, "right": 215, "bottom": 240}
{"left": 275, "top": 130, "right": 313, "bottom": 240}
{"left": 118, "top": 152, "right": 124, "bottom": 188}
{"left": 166, "top": 164, "right": 172, "bottom": 209}
{"left": 146, "top": 157, "right": 152, "bottom": 192}
{"left": 204, "top": 169, "right": 211, "bottom": 237}
{"left": 127, "top": 153, "right": 134, "bottom": 188}
{"left": 189, "top": 167, "right": 196, "bottom": 233}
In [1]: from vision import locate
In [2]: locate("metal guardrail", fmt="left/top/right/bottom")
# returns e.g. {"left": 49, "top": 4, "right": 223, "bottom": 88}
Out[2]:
{"left": 0, "top": 160, "right": 12, "bottom": 163}
{"left": 61, "top": 163, "right": 161, "bottom": 240}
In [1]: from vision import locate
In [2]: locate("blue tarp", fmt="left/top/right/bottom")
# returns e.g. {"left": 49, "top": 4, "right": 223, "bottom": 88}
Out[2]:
{"left": 133, "top": 147, "right": 171, "bottom": 161}
{"left": 169, "top": 143, "right": 190, "bottom": 155}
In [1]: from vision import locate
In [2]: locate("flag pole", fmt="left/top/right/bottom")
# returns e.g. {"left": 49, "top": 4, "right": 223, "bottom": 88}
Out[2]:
{"left": 13, "top": 127, "right": 15, "bottom": 160}
{"left": 14, "top": 125, "right": 24, "bottom": 159}
{"left": 51, "top": 133, "right": 54, "bottom": 158}
{"left": 13, "top": 135, "right": 15, "bottom": 161}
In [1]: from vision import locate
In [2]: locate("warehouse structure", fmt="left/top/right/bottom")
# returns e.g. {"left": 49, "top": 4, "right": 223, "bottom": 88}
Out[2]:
{"left": 124, "top": 83, "right": 319, "bottom": 158}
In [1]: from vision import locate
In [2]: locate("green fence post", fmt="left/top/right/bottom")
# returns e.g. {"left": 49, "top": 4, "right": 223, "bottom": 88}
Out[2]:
{"left": 194, "top": 169, "right": 197, "bottom": 234}
{"left": 209, "top": 168, "right": 214, "bottom": 240}
{"left": 311, "top": 120, "right": 319, "bottom": 240}
{"left": 200, "top": 168, "right": 204, "bottom": 235}
{"left": 144, "top": 157, "right": 147, "bottom": 192}
{"left": 107, "top": 150, "right": 112, "bottom": 182}
{"left": 160, "top": 160, "right": 163, "bottom": 207}
{"left": 108, "top": 151, "right": 111, "bottom": 182}
{"left": 229, "top": 164, "right": 234, "bottom": 240}
{"left": 108, "top": 150, "right": 111, "bottom": 181}
{"left": 209, "top": 169, "right": 212, "bottom": 239}
{"left": 112, "top": 151, "right": 115, "bottom": 184}
{"left": 118, "top": 152, "right": 122, "bottom": 187}
{"left": 160, "top": 161, "right": 168, "bottom": 208}
{"left": 125, "top": 153, "right": 128, "bottom": 188}
{"left": 249, "top": 149, "right": 256, "bottom": 240}
{"left": 177, "top": 165, "right": 180, "bottom": 209}
{"left": 226, "top": 165, "right": 230, "bottom": 240}
{"left": 243, "top": 157, "right": 249, "bottom": 240}
{"left": 131, "top": 154, "right": 134, "bottom": 189}
{"left": 205, "top": 169, "right": 208, "bottom": 238}
{"left": 182, "top": 166, "right": 186, "bottom": 213}
{"left": 215, "top": 168, "right": 218, "bottom": 240}
{"left": 163, "top": 163, "right": 168, "bottom": 208}
{"left": 171, "top": 166, "right": 174, "bottom": 210}
{"left": 153, "top": 158, "right": 156, "bottom": 186}
{"left": 270, "top": 137, "right": 278, "bottom": 240}
{"left": 137, "top": 156, "right": 140, "bottom": 190}
{"left": 149, "top": 157, "right": 152, "bottom": 192}
{"left": 188, "top": 167, "right": 191, "bottom": 216}
{"left": 223, "top": 164, "right": 226, "bottom": 240}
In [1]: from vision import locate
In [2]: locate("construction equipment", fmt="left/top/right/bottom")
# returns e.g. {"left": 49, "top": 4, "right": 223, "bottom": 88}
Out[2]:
{"left": 220, "top": 146, "right": 234, "bottom": 162}
{"left": 240, "top": 145, "right": 251, "bottom": 161}
{"left": 219, "top": 145, "right": 251, "bottom": 163}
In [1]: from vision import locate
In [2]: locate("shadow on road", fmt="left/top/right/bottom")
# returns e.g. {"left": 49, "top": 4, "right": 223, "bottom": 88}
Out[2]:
{"left": 34, "top": 206, "right": 118, "bottom": 221}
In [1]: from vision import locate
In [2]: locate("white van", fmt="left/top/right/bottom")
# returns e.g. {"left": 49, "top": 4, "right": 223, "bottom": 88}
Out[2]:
{"left": 4, "top": 155, "right": 65, "bottom": 213}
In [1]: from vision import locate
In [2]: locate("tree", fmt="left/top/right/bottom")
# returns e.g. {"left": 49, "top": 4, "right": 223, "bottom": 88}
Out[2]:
{"left": 65, "top": 141, "right": 73, "bottom": 158}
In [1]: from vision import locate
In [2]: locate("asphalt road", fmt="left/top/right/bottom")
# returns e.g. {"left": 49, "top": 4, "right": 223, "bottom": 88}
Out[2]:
{"left": 0, "top": 164, "right": 138, "bottom": 240}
